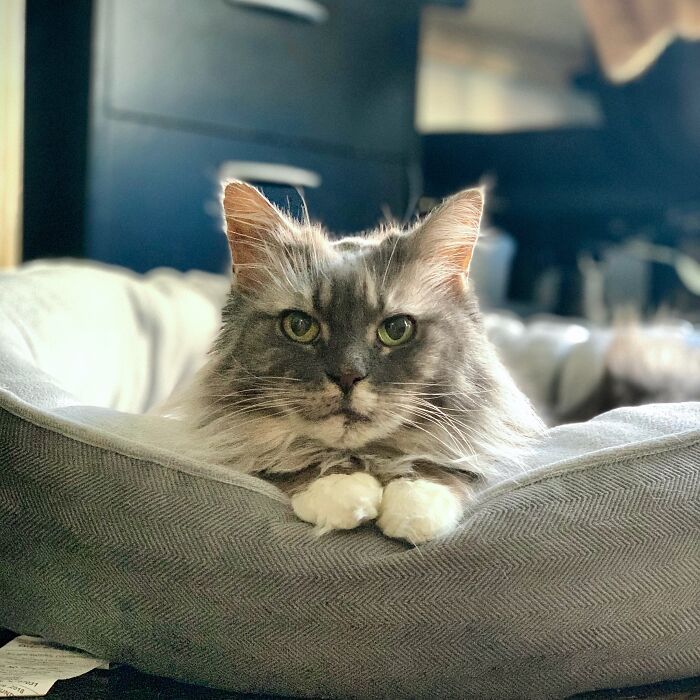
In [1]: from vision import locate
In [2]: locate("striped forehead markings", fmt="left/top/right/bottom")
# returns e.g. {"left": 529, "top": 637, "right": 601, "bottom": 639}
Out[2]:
{"left": 311, "top": 265, "right": 382, "bottom": 329}
{"left": 318, "top": 278, "right": 332, "bottom": 309}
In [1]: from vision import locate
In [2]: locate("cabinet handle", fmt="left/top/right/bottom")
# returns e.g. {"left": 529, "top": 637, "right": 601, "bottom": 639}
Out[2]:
{"left": 223, "top": 0, "right": 328, "bottom": 24}
{"left": 219, "top": 161, "right": 321, "bottom": 189}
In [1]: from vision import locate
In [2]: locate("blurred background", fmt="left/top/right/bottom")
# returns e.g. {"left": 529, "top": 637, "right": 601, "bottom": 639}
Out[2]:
{"left": 2, "top": 0, "right": 700, "bottom": 320}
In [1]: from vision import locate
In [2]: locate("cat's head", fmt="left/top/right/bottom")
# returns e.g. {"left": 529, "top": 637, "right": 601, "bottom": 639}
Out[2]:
{"left": 208, "top": 181, "right": 493, "bottom": 452}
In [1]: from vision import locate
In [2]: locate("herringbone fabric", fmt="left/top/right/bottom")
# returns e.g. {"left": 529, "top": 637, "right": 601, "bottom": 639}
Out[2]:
{"left": 0, "top": 261, "right": 698, "bottom": 699}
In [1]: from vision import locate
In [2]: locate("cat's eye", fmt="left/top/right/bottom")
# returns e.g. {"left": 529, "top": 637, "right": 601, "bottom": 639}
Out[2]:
{"left": 281, "top": 310, "right": 320, "bottom": 344}
{"left": 377, "top": 315, "right": 415, "bottom": 347}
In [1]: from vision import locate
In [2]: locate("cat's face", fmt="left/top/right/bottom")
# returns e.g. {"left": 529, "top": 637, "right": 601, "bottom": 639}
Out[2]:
{"left": 211, "top": 182, "right": 486, "bottom": 450}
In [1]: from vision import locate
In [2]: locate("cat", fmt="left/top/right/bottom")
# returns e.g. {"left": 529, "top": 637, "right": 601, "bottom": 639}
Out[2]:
{"left": 177, "top": 181, "right": 543, "bottom": 544}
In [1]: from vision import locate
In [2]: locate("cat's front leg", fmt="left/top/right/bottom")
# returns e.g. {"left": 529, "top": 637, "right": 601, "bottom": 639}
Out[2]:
{"left": 291, "top": 472, "right": 383, "bottom": 534}
{"left": 376, "top": 466, "right": 475, "bottom": 544}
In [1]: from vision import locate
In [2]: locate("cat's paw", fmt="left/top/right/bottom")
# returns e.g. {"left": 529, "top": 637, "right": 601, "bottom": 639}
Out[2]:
{"left": 377, "top": 479, "right": 463, "bottom": 544}
{"left": 291, "top": 472, "right": 383, "bottom": 534}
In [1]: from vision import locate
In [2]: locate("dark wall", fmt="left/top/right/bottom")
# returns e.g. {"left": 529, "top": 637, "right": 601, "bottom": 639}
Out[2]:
{"left": 23, "top": 0, "right": 93, "bottom": 261}
{"left": 423, "top": 42, "right": 700, "bottom": 315}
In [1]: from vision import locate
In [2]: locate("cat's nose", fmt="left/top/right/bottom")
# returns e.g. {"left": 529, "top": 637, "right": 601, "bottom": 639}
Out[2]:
{"left": 326, "top": 370, "right": 367, "bottom": 393}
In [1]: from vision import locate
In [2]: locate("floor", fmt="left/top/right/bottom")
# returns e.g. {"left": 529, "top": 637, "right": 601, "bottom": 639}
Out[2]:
{"left": 42, "top": 664, "right": 700, "bottom": 699}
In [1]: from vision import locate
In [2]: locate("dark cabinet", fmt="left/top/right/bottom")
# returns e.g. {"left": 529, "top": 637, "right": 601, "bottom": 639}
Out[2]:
{"left": 83, "top": 0, "right": 425, "bottom": 272}
{"left": 106, "top": 0, "right": 418, "bottom": 156}
{"left": 87, "top": 120, "right": 410, "bottom": 273}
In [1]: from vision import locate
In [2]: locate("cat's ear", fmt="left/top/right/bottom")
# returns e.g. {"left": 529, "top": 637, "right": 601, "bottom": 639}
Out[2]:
{"left": 222, "top": 180, "right": 294, "bottom": 289}
{"left": 413, "top": 187, "right": 484, "bottom": 286}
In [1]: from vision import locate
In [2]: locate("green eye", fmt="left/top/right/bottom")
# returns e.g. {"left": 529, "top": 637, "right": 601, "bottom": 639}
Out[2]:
{"left": 281, "top": 310, "right": 320, "bottom": 344}
{"left": 377, "top": 315, "right": 415, "bottom": 347}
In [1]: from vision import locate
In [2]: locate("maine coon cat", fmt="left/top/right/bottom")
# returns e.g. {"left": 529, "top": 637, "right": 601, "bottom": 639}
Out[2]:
{"left": 179, "top": 181, "right": 543, "bottom": 544}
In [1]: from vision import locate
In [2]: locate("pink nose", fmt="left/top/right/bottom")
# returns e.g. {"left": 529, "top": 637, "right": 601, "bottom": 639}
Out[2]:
{"left": 327, "top": 371, "right": 366, "bottom": 393}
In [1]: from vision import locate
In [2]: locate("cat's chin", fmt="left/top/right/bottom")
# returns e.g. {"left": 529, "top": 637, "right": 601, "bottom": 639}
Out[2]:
{"left": 299, "top": 414, "right": 385, "bottom": 449}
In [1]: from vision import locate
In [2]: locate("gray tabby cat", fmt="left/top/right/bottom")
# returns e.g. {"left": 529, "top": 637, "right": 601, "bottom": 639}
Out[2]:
{"left": 180, "top": 181, "right": 543, "bottom": 543}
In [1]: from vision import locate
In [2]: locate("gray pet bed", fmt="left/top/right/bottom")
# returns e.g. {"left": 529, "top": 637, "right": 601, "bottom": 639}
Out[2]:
{"left": 1, "top": 260, "right": 698, "bottom": 699}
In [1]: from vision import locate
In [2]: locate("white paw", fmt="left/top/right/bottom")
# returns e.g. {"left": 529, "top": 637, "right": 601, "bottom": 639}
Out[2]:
{"left": 291, "top": 472, "right": 383, "bottom": 534}
{"left": 377, "top": 479, "right": 463, "bottom": 544}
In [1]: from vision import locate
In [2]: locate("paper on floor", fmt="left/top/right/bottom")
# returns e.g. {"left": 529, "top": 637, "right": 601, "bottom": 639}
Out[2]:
{"left": 0, "top": 635, "right": 109, "bottom": 697}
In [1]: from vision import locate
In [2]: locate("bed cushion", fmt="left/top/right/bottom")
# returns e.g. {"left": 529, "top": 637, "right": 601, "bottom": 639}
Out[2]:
{"left": 1, "top": 260, "right": 698, "bottom": 699}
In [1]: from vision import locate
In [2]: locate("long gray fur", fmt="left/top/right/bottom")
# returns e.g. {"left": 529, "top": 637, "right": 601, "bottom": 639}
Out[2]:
{"left": 177, "top": 183, "right": 542, "bottom": 496}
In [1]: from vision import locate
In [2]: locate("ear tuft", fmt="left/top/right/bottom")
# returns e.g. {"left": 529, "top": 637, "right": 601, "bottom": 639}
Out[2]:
{"left": 221, "top": 180, "right": 292, "bottom": 289}
{"left": 416, "top": 187, "right": 484, "bottom": 282}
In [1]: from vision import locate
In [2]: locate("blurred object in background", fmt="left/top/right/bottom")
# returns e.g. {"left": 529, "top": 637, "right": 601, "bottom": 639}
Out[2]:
{"left": 578, "top": 225, "right": 700, "bottom": 325}
{"left": 421, "top": 0, "right": 700, "bottom": 320}
{"left": 469, "top": 225, "right": 517, "bottom": 309}
{"left": 579, "top": 0, "right": 700, "bottom": 83}
{"left": 0, "top": 0, "right": 25, "bottom": 268}
{"left": 485, "top": 311, "right": 700, "bottom": 424}
{"left": 16, "top": 0, "right": 700, "bottom": 322}
{"left": 557, "top": 319, "right": 700, "bottom": 423}
{"left": 418, "top": 0, "right": 600, "bottom": 133}
{"left": 578, "top": 242, "right": 652, "bottom": 323}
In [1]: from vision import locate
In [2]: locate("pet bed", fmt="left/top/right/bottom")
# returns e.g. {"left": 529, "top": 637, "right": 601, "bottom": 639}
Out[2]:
{"left": 0, "top": 260, "right": 698, "bottom": 699}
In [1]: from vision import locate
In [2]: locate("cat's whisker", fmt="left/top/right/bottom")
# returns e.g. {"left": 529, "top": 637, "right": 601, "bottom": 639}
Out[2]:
{"left": 383, "top": 381, "right": 501, "bottom": 395}
{"left": 410, "top": 401, "right": 479, "bottom": 436}
{"left": 395, "top": 399, "right": 485, "bottom": 452}
{"left": 380, "top": 230, "right": 402, "bottom": 288}
{"left": 409, "top": 396, "right": 483, "bottom": 422}
{"left": 386, "top": 398, "right": 475, "bottom": 446}
{"left": 385, "top": 390, "right": 479, "bottom": 403}
{"left": 206, "top": 358, "right": 303, "bottom": 383}
{"left": 384, "top": 406, "right": 474, "bottom": 460}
